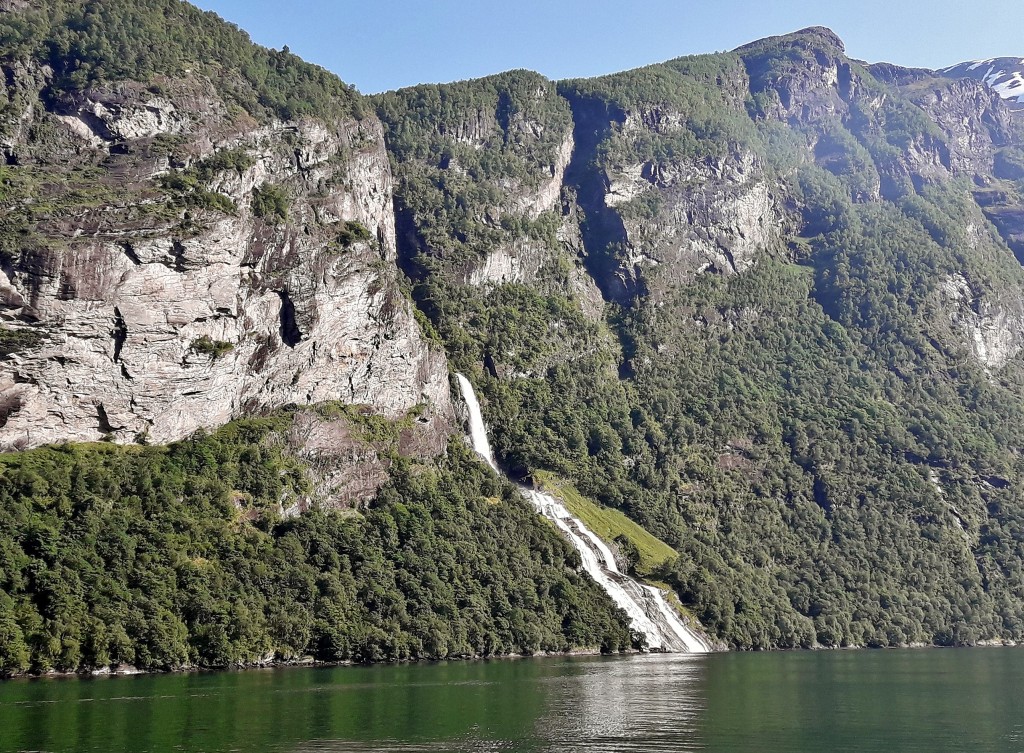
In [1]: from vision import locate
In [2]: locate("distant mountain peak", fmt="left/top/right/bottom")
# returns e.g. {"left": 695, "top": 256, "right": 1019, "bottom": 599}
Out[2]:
{"left": 792, "top": 26, "right": 846, "bottom": 51}
{"left": 940, "top": 57, "right": 1024, "bottom": 110}
{"left": 735, "top": 26, "right": 846, "bottom": 55}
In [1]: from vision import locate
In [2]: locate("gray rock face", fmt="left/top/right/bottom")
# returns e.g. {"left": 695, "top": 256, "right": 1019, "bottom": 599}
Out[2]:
{"left": 939, "top": 58, "right": 1024, "bottom": 113}
{"left": 0, "top": 66, "right": 453, "bottom": 451}
{"left": 465, "top": 244, "right": 541, "bottom": 287}
{"left": 0, "top": 0, "right": 30, "bottom": 13}
{"left": 11, "top": 24, "right": 1024, "bottom": 456}
{"left": 606, "top": 149, "right": 782, "bottom": 296}
{"left": 901, "top": 78, "right": 1014, "bottom": 176}
{"left": 463, "top": 132, "right": 575, "bottom": 287}
{"left": 740, "top": 27, "right": 858, "bottom": 126}
{"left": 940, "top": 273, "right": 1024, "bottom": 371}
{"left": 282, "top": 407, "right": 440, "bottom": 514}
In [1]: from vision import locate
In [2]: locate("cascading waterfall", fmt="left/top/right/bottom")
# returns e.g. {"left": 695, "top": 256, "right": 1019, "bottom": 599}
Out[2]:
{"left": 455, "top": 373, "right": 711, "bottom": 654}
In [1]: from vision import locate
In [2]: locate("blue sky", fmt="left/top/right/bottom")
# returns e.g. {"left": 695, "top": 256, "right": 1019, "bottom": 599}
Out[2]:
{"left": 191, "top": 0, "right": 1023, "bottom": 94}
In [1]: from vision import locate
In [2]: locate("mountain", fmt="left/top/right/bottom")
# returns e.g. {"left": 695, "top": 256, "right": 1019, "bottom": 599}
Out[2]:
{"left": 5, "top": 6, "right": 1024, "bottom": 675}
{"left": 0, "top": 0, "right": 452, "bottom": 452}
{"left": 379, "top": 27, "right": 1024, "bottom": 650}
{"left": 0, "top": 0, "right": 633, "bottom": 676}
{"left": 941, "top": 58, "right": 1024, "bottom": 111}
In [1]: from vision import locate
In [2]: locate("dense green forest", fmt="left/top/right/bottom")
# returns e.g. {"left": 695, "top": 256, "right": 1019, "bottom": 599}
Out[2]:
{"left": 4, "top": 0, "right": 1024, "bottom": 666}
{"left": 0, "top": 413, "right": 632, "bottom": 675}
{"left": 383, "top": 31, "right": 1024, "bottom": 649}
{"left": 0, "top": 0, "right": 362, "bottom": 121}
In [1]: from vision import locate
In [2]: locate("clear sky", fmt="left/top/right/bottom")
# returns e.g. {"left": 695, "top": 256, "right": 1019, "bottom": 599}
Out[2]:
{"left": 189, "top": 0, "right": 1023, "bottom": 94}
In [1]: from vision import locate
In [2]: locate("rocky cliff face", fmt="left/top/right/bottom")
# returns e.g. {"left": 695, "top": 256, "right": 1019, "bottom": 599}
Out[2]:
{"left": 903, "top": 78, "right": 1014, "bottom": 175}
{"left": 376, "top": 30, "right": 1024, "bottom": 375}
{"left": 4, "top": 17, "right": 1024, "bottom": 458}
{"left": 940, "top": 273, "right": 1024, "bottom": 370}
{"left": 591, "top": 138, "right": 782, "bottom": 298}
{"left": 583, "top": 31, "right": 1024, "bottom": 363}
{"left": 741, "top": 27, "right": 859, "bottom": 124}
{"left": 463, "top": 131, "right": 576, "bottom": 288}
{"left": 371, "top": 28, "right": 1024, "bottom": 650}
{"left": 0, "top": 63, "right": 453, "bottom": 451}
{"left": 940, "top": 58, "right": 1024, "bottom": 113}
{"left": 379, "top": 71, "right": 594, "bottom": 296}
{"left": 9, "top": 6, "right": 1024, "bottom": 654}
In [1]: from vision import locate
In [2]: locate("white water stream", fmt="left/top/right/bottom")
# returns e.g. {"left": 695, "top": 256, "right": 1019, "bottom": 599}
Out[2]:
{"left": 455, "top": 373, "right": 710, "bottom": 653}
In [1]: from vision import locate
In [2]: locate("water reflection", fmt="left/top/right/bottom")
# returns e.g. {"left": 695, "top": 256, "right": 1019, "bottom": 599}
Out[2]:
{"left": 285, "top": 655, "right": 708, "bottom": 753}
{"left": 6, "top": 650, "right": 1024, "bottom": 753}
{"left": 701, "top": 649, "right": 1024, "bottom": 753}
{"left": 532, "top": 654, "right": 707, "bottom": 752}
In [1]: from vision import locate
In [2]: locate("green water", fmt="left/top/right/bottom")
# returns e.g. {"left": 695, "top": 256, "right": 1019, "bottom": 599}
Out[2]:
{"left": 1, "top": 649, "right": 1022, "bottom": 752}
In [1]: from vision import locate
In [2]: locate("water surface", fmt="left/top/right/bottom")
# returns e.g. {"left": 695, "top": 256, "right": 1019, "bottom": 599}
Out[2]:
{"left": 2, "top": 649, "right": 1022, "bottom": 752}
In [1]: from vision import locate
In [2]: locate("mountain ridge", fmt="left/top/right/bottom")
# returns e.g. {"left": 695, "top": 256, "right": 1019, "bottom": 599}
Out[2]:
{"left": 377, "top": 22, "right": 1024, "bottom": 650}
{"left": 5, "top": 4, "right": 1024, "bottom": 675}
{"left": 940, "top": 57, "right": 1024, "bottom": 111}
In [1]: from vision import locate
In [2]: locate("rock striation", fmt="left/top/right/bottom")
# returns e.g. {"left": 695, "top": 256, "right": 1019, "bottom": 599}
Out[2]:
{"left": 8, "top": 19, "right": 1024, "bottom": 455}
{"left": 0, "top": 63, "right": 453, "bottom": 451}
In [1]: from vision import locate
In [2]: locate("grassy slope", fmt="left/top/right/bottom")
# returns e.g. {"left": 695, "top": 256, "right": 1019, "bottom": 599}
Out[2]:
{"left": 533, "top": 471, "right": 677, "bottom": 577}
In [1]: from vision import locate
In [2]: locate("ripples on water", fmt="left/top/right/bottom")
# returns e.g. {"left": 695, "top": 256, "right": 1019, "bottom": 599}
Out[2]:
{"left": 283, "top": 655, "right": 707, "bottom": 753}
{"left": 3, "top": 650, "right": 1024, "bottom": 753}
{"left": 532, "top": 655, "right": 706, "bottom": 753}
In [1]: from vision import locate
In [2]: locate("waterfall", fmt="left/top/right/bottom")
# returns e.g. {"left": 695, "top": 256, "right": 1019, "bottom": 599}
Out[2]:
{"left": 455, "top": 374, "right": 498, "bottom": 472}
{"left": 455, "top": 373, "right": 710, "bottom": 654}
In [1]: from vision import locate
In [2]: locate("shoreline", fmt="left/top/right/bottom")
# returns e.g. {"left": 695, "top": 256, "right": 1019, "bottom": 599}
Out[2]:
{"left": 1, "top": 645, "right": 641, "bottom": 683}
{"left": 6, "top": 637, "right": 1022, "bottom": 683}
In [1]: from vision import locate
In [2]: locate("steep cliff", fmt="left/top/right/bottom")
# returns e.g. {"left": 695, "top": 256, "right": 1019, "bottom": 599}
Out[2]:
{"left": 0, "top": 0, "right": 643, "bottom": 678}
{"left": 0, "top": 2, "right": 453, "bottom": 452}
{"left": 377, "top": 71, "right": 593, "bottom": 295}
{"left": 940, "top": 57, "right": 1024, "bottom": 112}
{"left": 560, "top": 54, "right": 785, "bottom": 301}
{"left": 9, "top": 1, "right": 1024, "bottom": 661}
{"left": 380, "top": 28, "right": 1024, "bottom": 649}
{"left": 376, "top": 70, "right": 610, "bottom": 389}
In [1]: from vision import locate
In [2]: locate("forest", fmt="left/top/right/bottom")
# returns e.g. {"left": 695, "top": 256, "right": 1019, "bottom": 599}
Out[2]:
{"left": 2, "top": 2, "right": 1024, "bottom": 670}
{"left": 0, "top": 0, "right": 362, "bottom": 121}
{"left": 0, "top": 414, "right": 632, "bottom": 675}
{"left": 381, "top": 30, "right": 1024, "bottom": 649}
